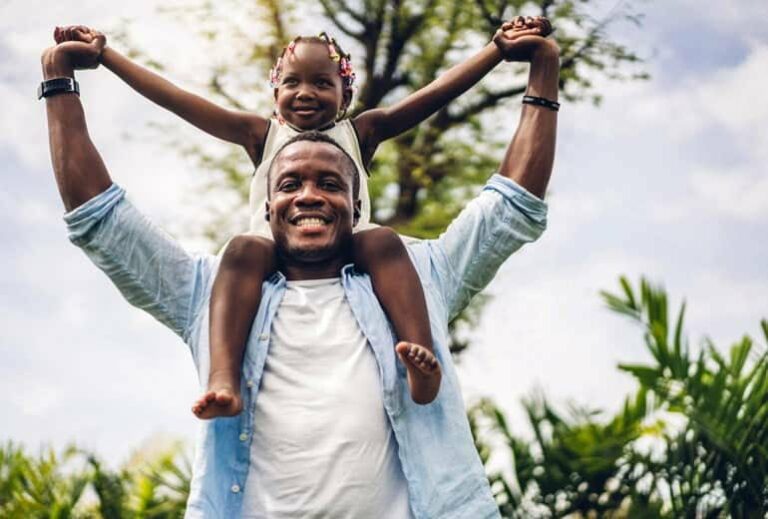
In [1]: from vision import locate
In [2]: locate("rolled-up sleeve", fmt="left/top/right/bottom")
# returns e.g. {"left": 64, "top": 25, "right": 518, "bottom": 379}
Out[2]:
{"left": 64, "top": 184, "right": 207, "bottom": 341}
{"left": 430, "top": 174, "right": 548, "bottom": 320}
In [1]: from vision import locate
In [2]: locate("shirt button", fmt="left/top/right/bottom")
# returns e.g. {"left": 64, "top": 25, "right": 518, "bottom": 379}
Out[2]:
{"left": 246, "top": 379, "right": 254, "bottom": 388}
{"left": 239, "top": 433, "right": 248, "bottom": 442}
{"left": 259, "top": 333, "right": 269, "bottom": 341}
{"left": 231, "top": 484, "right": 241, "bottom": 493}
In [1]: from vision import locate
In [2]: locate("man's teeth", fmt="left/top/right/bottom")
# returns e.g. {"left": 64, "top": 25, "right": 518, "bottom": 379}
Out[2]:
{"left": 296, "top": 217, "right": 326, "bottom": 227}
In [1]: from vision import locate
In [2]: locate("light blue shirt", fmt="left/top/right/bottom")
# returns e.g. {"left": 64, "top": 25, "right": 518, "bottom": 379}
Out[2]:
{"left": 64, "top": 174, "right": 547, "bottom": 518}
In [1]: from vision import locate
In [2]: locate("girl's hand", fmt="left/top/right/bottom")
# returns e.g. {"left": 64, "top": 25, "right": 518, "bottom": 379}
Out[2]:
{"left": 54, "top": 25, "right": 107, "bottom": 56}
{"left": 502, "top": 16, "right": 553, "bottom": 38}
{"left": 493, "top": 16, "right": 557, "bottom": 62}
{"left": 42, "top": 26, "right": 106, "bottom": 72}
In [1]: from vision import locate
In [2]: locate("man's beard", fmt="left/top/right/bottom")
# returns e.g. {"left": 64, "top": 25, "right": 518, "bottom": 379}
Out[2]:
{"left": 274, "top": 233, "right": 353, "bottom": 270}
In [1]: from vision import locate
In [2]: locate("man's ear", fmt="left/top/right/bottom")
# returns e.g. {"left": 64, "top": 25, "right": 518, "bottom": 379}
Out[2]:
{"left": 264, "top": 201, "right": 270, "bottom": 221}
{"left": 353, "top": 199, "right": 361, "bottom": 226}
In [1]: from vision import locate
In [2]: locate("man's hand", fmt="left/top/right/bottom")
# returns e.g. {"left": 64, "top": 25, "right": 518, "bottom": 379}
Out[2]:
{"left": 54, "top": 25, "right": 107, "bottom": 49}
{"left": 493, "top": 16, "right": 559, "bottom": 63}
{"left": 41, "top": 26, "right": 106, "bottom": 78}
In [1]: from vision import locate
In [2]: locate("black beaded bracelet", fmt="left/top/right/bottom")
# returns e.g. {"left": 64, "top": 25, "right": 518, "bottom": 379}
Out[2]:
{"left": 522, "top": 95, "right": 560, "bottom": 111}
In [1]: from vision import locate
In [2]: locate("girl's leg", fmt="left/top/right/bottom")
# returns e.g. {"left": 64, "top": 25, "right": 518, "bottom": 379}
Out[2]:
{"left": 192, "top": 235, "right": 276, "bottom": 419}
{"left": 353, "top": 227, "right": 441, "bottom": 404}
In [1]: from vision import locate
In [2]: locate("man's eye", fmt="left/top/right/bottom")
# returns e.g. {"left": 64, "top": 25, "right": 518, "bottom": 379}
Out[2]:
{"left": 279, "top": 181, "right": 299, "bottom": 191}
{"left": 322, "top": 181, "right": 341, "bottom": 190}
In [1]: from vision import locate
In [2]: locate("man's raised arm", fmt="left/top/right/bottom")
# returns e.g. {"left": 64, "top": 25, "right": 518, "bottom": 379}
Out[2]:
{"left": 495, "top": 25, "right": 559, "bottom": 198}
{"left": 40, "top": 38, "right": 206, "bottom": 342}
{"left": 42, "top": 39, "right": 112, "bottom": 211}
{"left": 431, "top": 27, "right": 559, "bottom": 319}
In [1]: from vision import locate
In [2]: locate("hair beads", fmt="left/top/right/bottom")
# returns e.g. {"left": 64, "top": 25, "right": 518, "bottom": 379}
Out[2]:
{"left": 269, "top": 33, "right": 356, "bottom": 91}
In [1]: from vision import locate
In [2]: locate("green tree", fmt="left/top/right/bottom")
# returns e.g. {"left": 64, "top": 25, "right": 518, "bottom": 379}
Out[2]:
{"left": 0, "top": 442, "right": 191, "bottom": 518}
{"left": 471, "top": 277, "right": 768, "bottom": 517}
{"left": 604, "top": 277, "right": 768, "bottom": 517}
{"left": 115, "top": 0, "right": 646, "bottom": 245}
{"left": 113, "top": 0, "right": 647, "bottom": 353}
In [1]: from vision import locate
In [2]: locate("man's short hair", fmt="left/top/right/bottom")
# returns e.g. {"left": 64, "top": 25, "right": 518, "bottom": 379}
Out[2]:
{"left": 267, "top": 131, "right": 360, "bottom": 199}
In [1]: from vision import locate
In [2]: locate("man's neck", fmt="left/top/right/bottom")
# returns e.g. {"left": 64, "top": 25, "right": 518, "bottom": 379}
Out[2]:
{"left": 279, "top": 257, "right": 348, "bottom": 281}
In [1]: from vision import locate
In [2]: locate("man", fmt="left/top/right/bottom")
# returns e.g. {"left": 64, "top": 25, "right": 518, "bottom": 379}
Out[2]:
{"left": 41, "top": 17, "right": 559, "bottom": 518}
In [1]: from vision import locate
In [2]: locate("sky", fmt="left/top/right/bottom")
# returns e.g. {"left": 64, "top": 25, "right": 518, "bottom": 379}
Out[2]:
{"left": 1, "top": 0, "right": 767, "bottom": 467}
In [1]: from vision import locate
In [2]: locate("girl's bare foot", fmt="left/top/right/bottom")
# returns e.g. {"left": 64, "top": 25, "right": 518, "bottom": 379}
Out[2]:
{"left": 191, "top": 381, "right": 243, "bottom": 419}
{"left": 395, "top": 341, "right": 442, "bottom": 405}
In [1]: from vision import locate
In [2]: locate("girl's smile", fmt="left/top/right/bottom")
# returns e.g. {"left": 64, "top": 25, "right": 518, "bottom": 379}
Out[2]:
{"left": 273, "top": 42, "right": 351, "bottom": 130}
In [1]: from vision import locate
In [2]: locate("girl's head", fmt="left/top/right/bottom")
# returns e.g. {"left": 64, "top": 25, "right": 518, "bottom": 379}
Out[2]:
{"left": 270, "top": 33, "right": 356, "bottom": 130}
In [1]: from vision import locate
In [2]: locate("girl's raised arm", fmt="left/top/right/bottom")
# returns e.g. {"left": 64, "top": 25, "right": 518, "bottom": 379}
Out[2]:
{"left": 55, "top": 26, "right": 268, "bottom": 162}
{"left": 353, "top": 18, "right": 549, "bottom": 162}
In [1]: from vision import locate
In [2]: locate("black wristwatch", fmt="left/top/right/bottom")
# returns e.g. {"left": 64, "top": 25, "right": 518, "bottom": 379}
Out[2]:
{"left": 37, "top": 77, "right": 79, "bottom": 100}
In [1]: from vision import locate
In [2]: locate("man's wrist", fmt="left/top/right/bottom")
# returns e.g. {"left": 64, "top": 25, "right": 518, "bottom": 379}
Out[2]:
{"left": 41, "top": 47, "right": 75, "bottom": 80}
{"left": 527, "top": 44, "right": 560, "bottom": 100}
{"left": 531, "top": 39, "right": 560, "bottom": 64}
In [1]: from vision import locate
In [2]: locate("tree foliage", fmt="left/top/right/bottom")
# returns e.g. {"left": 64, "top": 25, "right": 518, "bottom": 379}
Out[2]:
{"left": 115, "top": 0, "right": 646, "bottom": 245}
{"left": 471, "top": 277, "right": 768, "bottom": 517}
{"left": 0, "top": 441, "right": 191, "bottom": 518}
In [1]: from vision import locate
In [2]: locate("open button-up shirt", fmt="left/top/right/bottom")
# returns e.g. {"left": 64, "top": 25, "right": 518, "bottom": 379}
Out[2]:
{"left": 64, "top": 174, "right": 547, "bottom": 518}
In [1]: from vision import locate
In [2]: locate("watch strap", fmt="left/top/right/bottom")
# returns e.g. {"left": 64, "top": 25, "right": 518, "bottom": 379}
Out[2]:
{"left": 38, "top": 77, "right": 80, "bottom": 100}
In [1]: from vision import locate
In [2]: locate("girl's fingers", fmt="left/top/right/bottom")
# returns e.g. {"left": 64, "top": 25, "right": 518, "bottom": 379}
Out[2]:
{"left": 73, "top": 28, "right": 92, "bottom": 43}
{"left": 501, "top": 27, "right": 544, "bottom": 41}
{"left": 537, "top": 17, "right": 553, "bottom": 36}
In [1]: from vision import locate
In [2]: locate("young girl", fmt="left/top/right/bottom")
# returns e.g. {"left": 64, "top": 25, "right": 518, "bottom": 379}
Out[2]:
{"left": 55, "top": 19, "right": 550, "bottom": 418}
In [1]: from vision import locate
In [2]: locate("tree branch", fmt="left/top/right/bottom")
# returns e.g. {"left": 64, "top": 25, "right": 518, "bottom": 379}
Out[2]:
{"left": 318, "top": 0, "right": 366, "bottom": 39}
{"left": 442, "top": 83, "right": 527, "bottom": 128}
{"left": 323, "top": 0, "right": 368, "bottom": 26}
{"left": 209, "top": 73, "right": 247, "bottom": 110}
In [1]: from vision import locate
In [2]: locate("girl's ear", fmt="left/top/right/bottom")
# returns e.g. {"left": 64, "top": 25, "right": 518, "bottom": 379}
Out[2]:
{"left": 337, "top": 89, "right": 353, "bottom": 120}
{"left": 273, "top": 88, "right": 279, "bottom": 102}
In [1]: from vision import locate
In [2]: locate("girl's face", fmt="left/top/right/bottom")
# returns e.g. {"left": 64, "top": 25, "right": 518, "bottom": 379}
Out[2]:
{"left": 274, "top": 42, "right": 351, "bottom": 130}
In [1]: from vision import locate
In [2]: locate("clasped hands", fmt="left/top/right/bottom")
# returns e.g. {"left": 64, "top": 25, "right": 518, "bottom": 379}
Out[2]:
{"left": 493, "top": 15, "right": 560, "bottom": 62}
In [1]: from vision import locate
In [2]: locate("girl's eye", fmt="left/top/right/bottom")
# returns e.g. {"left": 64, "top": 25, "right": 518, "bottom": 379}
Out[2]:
{"left": 282, "top": 78, "right": 298, "bottom": 86}
{"left": 316, "top": 79, "right": 332, "bottom": 87}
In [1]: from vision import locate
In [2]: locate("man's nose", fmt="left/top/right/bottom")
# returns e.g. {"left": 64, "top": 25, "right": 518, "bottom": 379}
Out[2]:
{"left": 295, "top": 183, "right": 324, "bottom": 205}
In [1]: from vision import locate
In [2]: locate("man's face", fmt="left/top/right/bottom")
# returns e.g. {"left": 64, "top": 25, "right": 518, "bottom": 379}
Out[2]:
{"left": 267, "top": 141, "right": 360, "bottom": 269}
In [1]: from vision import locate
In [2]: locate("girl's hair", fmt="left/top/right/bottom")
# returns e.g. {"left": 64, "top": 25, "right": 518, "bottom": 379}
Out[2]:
{"left": 269, "top": 32, "right": 356, "bottom": 92}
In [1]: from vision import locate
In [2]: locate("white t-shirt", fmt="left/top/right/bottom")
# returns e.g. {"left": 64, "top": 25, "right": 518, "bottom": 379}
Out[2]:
{"left": 241, "top": 278, "right": 413, "bottom": 518}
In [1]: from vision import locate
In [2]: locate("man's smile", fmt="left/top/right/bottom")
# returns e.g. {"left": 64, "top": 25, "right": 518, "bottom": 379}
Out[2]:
{"left": 289, "top": 212, "right": 333, "bottom": 231}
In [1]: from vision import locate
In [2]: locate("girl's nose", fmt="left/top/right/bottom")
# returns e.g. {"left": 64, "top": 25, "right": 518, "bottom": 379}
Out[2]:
{"left": 296, "top": 86, "right": 315, "bottom": 99}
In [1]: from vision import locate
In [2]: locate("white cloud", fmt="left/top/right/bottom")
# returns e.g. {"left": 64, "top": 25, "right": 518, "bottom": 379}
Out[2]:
{"left": 690, "top": 167, "right": 768, "bottom": 221}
